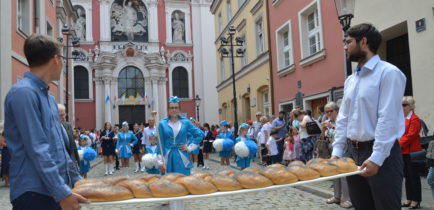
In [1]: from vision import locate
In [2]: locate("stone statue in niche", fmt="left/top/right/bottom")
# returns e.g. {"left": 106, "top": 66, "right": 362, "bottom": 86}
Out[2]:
{"left": 172, "top": 11, "right": 185, "bottom": 43}
{"left": 74, "top": 7, "right": 86, "bottom": 40}
{"left": 111, "top": 0, "right": 148, "bottom": 42}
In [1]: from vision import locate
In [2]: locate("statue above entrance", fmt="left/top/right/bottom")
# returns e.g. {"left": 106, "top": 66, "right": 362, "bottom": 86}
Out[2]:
{"left": 111, "top": 0, "right": 148, "bottom": 42}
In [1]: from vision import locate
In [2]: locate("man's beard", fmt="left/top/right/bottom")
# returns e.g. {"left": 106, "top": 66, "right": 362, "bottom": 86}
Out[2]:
{"left": 347, "top": 45, "right": 367, "bottom": 62}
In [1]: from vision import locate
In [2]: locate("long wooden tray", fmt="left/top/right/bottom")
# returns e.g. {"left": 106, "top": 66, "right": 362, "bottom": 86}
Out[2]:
{"left": 87, "top": 170, "right": 362, "bottom": 205}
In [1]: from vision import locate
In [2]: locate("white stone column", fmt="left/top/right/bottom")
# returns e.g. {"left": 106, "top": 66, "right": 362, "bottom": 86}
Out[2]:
{"left": 152, "top": 78, "right": 159, "bottom": 117}
{"left": 185, "top": 10, "right": 192, "bottom": 44}
{"left": 165, "top": 10, "right": 172, "bottom": 44}
{"left": 144, "top": 77, "right": 152, "bottom": 120}
{"left": 103, "top": 77, "right": 112, "bottom": 124}
{"left": 95, "top": 79, "right": 104, "bottom": 130}
{"left": 100, "top": 1, "right": 111, "bottom": 41}
{"left": 86, "top": 5, "right": 93, "bottom": 42}
{"left": 147, "top": 0, "right": 159, "bottom": 42}
{"left": 159, "top": 78, "right": 168, "bottom": 118}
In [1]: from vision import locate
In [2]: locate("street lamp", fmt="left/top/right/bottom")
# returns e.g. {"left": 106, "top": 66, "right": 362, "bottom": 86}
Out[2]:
{"left": 194, "top": 94, "right": 201, "bottom": 122}
{"left": 334, "top": 0, "right": 355, "bottom": 77}
{"left": 59, "top": 24, "right": 80, "bottom": 121}
{"left": 218, "top": 25, "right": 245, "bottom": 136}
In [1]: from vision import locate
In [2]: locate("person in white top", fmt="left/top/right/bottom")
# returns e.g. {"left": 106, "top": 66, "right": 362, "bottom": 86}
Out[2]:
{"left": 331, "top": 23, "right": 406, "bottom": 210}
{"left": 259, "top": 116, "right": 272, "bottom": 162}
{"left": 266, "top": 128, "right": 281, "bottom": 164}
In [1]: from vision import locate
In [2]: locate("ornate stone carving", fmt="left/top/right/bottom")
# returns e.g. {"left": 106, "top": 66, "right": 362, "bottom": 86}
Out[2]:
{"left": 172, "top": 11, "right": 185, "bottom": 43}
{"left": 74, "top": 6, "right": 86, "bottom": 40}
{"left": 111, "top": 0, "right": 148, "bottom": 42}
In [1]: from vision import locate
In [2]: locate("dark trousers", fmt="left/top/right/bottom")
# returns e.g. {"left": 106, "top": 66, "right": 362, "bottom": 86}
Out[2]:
{"left": 402, "top": 154, "right": 422, "bottom": 202}
{"left": 277, "top": 140, "right": 284, "bottom": 163}
{"left": 271, "top": 155, "right": 279, "bottom": 164}
{"left": 12, "top": 192, "right": 60, "bottom": 210}
{"left": 346, "top": 140, "right": 403, "bottom": 210}
{"left": 197, "top": 149, "right": 204, "bottom": 167}
{"left": 115, "top": 155, "right": 120, "bottom": 169}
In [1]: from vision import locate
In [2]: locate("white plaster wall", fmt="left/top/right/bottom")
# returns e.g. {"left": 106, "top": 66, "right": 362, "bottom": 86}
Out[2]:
{"left": 353, "top": 0, "right": 434, "bottom": 131}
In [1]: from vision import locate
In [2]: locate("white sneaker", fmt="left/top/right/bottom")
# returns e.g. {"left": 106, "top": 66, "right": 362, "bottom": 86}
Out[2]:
{"left": 109, "top": 171, "right": 113, "bottom": 175}
{"left": 203, "top": 166, "right": 206, "bottom": 169}
{"left": 134, "top": 169, "right": 139, "bottom": 173}
{"left": 141, "top": 167, "right": 146, "bottom": 172}
{"left": 105, "top": 171, "right": 108, "bottom": 175}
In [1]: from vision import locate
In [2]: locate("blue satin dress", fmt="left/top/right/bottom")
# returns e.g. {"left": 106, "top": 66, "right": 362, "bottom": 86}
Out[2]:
{"left": 235, "top": 136, "right": 254, "bottom": 168}
{"left": 145, "top": 144, "right": 161, "bottom": 174}
{"left": 158, "top": 116, "right": 204, "bottom": 176}
{"left": 116, "top": 131, "right": 138, "bottom": 158}
{"left": 217, "top": 131, "right": 234, "bottom": 158}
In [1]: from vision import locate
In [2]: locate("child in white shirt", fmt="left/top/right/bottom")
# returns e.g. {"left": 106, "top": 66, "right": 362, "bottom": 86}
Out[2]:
{"left": 266, "top": 128, "right": 281, "bottom": 164}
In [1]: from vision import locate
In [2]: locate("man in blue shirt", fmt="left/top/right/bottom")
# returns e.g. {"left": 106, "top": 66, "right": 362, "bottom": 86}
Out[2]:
{"left": 4, "top": 35, "right": 89, "bottom": 210}
{"left": 331, "top": 24, "right": 406, "bottom": 210}
{"left": 272, "top": 111, "right": 288, "bottom": 163}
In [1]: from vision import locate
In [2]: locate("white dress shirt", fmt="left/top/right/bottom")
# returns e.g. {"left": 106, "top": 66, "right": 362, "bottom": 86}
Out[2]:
{"left": 142, "top": 126, "right": 156, "bottom": 145}
{"left": 332, "top": 55, "right": 406, "bottom": 166}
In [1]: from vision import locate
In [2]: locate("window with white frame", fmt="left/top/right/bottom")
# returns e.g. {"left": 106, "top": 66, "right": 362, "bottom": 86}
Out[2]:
{"left": 218, "top": 13, "right": 223, "bottom": 33}
{"left": 226, "top": 0, "right": 232, "bottom": 22}
{"left": 47, "top": 21, "right": 53, "bottom": 38}
{"left": 240, "top": 34, "right": 247, "bottom": 68}
{"left": 299, "top": 1, "right": 323, "bottom": 58}
{"left": 220, "top": 57, "right": 225, "bottom": 82}
{"left": 263, "top": 90, "right": 270, "bottom": 117}
{"left": 276, "top": 21, "right": 293, "bottom": 70}
{"left": 255, "top": 18, "right": 264, "bottom": 56}
{"left": 17, "top": 0, "right": 31, "bottom": 36}
{"left": 238, "top": 0, "right": 246, "bottom": 9}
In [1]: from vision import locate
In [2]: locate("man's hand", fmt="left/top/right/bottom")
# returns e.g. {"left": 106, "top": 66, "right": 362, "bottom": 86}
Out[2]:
{"left": 60, "top": 193, "right": 90, "bottom": 210}
{"left": 330, "top": 155, "right": 340, "bottom": 160}
{"left": 360, "top": 159, "right": 380, "bottom": 177}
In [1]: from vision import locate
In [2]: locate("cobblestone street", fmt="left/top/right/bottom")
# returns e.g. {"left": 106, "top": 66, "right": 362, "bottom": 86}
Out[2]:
{"left": 1, "top": 154, "right": 433, "bottom": 209}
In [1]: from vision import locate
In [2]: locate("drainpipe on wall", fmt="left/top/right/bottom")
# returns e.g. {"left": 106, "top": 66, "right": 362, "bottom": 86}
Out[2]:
{"left": 265, "top": 0, "right": 275, "bottom": 115}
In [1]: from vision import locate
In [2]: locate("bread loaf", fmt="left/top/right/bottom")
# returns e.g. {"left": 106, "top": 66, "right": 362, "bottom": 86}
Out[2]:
{"left": 308, "top": 162, "right": 339, "bottom": 177}
{"left": 116, "top": 179, "right": 153, "bottom": 198}
{"left": 242, "top": 167, "right": 261, "bottom": 174}
{"left": 72, "top": 185, "right": 134, "bottom": 202}
{"left": 103, "top": 176, "right": 129, "bottom": 185}
{"left": 236, "top": 171, "right": 273, "bottom": 189}
{"left": 73, "top": 178, "right": 107, "bottom": 188}
{"left": 161, "top": 173, "right": 185, "bottom": 182}
{"left": 328, "top": 159, "right": 358, "bottom": 173}
{"left": 175, "top": 176, "right": 217, "bottom": 195}
{"left": 289, "top": 160, "right": 305, "bottom": 166}
{"left": 306, "top": 158, "right": 328, "bottom": 166}
{"left": 287, "top": 165, "right": 320, "bottom": 181}
{"left": 260, "top": 167, "right": 298, "bottom": 185}
{"left": 217, "top": 170, "right": 236, "bottom": 177}
{"left": 139, "top": 174, "right": 161, "bottom": 184}
{"left": 209, "top": 175, "right": 242, "bottom": 191}
{"left": 149, "top": 180, "right": 189, "bottom": 197}
{"left": 268, "top": 163, "right": 286, "bottom": 169}
{"left": 191, "top": 172, "right": 213, "bottom": 181}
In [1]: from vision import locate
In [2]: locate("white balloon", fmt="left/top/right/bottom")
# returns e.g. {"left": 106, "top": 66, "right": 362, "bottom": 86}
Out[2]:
{"left": 213, "top": 138, "right": 224, "bottom": 152}
{"left": 78, "top": 149, "right": 84, "bottom": 160}
{"left": 234, "top": 141, "right": 249, "bottom": 158}
{"left": 142, "top": 154, "right": 158, "bottom": 168}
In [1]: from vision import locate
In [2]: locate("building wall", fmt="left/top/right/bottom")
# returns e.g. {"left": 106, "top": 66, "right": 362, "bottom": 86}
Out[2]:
{"left": 212, "top": 0, "right": 272, "bottom": 123}
{"left": 352, "top": 0, "right": 434, "bottom": 130}
{"left": 268, "top": 0, "right": 345, "bottom": 116}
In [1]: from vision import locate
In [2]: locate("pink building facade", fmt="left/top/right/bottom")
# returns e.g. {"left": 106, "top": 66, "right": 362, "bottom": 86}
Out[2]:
{"left": 268, "top": 0, "right": 346, "bottom": 118}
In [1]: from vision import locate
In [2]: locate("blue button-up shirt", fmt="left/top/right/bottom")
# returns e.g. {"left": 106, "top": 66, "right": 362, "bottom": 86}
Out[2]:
{"left": 4, "top": 72, "right": 81, "bottom": 202}
{"left": 272, "top": 117, "right": 287, "bottom": 138}
{"left": 332, "top": 55, "right": 406, "bottom": 166}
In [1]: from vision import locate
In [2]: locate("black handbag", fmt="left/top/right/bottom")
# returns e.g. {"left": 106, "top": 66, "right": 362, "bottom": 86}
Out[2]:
{"left": 306, "top": 117, "right": 321, "bottom": 135}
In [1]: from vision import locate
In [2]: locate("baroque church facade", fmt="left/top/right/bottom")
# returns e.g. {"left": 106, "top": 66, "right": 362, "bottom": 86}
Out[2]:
{"left": 71, "top": 0, "right": 218, "bottom": 130}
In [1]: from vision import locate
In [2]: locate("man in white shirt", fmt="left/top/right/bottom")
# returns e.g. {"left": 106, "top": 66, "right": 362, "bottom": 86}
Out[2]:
{"left": 141, "top": 117, "right": 156, "bottom": 171}
{"left": 331, "top": 23, "right": 406, "bottom": 210}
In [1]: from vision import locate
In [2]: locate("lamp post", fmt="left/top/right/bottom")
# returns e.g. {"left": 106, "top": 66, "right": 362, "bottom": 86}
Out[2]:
{"left": 218, "top": 26, "right": 245, "bottom": 136}
{"left": 334, "top": 0, "right": 355, "bottom": 77}
{"left": 59, "top": 24, "right": 80, "bottom": 122}
{"left": 194, "top": 94, "right": 201, "bottom": 122}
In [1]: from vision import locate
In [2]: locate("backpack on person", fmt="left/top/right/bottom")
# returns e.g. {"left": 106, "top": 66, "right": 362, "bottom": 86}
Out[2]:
{"left": 426, "top": 139, "right": 434, "bottom": 167}
{"left": 306, "top": 116, "right": 322, "bottom": 135}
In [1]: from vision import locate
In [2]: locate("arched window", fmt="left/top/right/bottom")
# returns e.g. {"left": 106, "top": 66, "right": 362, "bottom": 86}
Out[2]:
{"left": 74, "top": 66, "right": 89, "bottom": 99}
{"left": 118, "top": 66, "right": 144, "bottom": 97}
{"left": 172, "top": 67, "right": 188, "bottom": 98}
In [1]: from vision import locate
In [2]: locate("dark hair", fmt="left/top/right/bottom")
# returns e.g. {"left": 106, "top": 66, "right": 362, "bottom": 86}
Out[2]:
{"left": 346, "top": 23, "right": 382, "bottom": 54}
{"left": 24, "top": 34, "right": 63, "bottom": 67}
{"left": 279, "top": 111, "right": 286, "bottom": 115}
{"left": 104, "top": 122, "right": 112, "bottom": 130}
{"left": 203, "top": 123, "right": 210, "bottom": 130}
{"left": 318, "top": 106, "right": 324, "bottom": 113}
{"left": 270, "top": 128, "right": 279, "bottom": 136}
{"left": 306, "top": 110, "right": 312, "bottom": 117}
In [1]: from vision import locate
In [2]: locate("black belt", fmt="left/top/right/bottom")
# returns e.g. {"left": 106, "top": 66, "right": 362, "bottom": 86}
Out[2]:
{"left": 347, "top": 139, "right": 374, "bottom": 150}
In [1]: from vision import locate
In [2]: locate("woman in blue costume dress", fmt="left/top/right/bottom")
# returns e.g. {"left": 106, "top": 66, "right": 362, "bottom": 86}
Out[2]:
{"left": 145, "top": 132, "right": 162, "bottom": 174}
{"left": 235, "top": 123, "right": 255, "bottom": 169}
{"left": 116, "top": 121, "right": 138, "bottom": 168}
{"left": 158, "top": 96, "right": 204, "bottom": 176}
{"left": 217, "top": 120, "right": 234, "bottom": 167}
